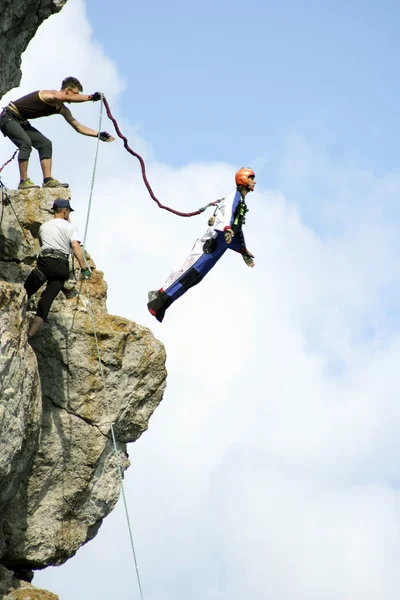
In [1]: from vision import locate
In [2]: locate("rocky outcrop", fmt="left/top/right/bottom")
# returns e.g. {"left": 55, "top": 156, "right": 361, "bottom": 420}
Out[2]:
{"left": 0, "top": 188, "right": 167, "bottom": 598}
{"left": 0, "top": 6, "right": 167, "bottom": 597}
{"left": 0, "top": 0, "right": 67, "bottom": 99}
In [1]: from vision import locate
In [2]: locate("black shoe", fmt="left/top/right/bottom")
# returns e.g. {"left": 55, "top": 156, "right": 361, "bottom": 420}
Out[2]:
{"left": 147, "top": 291, "right": 170, "bottom": 323}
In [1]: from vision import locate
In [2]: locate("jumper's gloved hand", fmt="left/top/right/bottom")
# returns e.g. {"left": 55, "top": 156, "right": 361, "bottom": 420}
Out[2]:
{"left": 224, "top": 228, "right": 234, "bottom": 244}
{"left": 242, "top": 251, "right": 255, "bottom": 268}
{"left": 99, "top": 131, "right": 114, "bottom": 142}
{"left": 91, "top": 92, "right": 102, "bottom": 102}
{"left": 81, "top": 267, "right": 92, "bottom": 279}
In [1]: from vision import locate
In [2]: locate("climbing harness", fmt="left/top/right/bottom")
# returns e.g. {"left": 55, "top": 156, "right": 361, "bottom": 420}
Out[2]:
{"left": 39, "top": 248, "right": 69, "bottom": 262}
{"left": 0, "top": 178, "right": 33, "bottom": 254}
{"left": 233, "top": 198, "right": 249, "bottom": 227}
{"left": 102, "top": 96, "right": 221, "bottom": 217}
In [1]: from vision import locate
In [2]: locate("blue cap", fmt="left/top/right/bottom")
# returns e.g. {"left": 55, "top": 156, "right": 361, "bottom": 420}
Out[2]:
{"left": 52, "top": 198, "right": 74, "bottom": 212}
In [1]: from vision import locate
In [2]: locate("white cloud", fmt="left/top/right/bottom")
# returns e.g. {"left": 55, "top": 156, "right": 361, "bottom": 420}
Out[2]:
{"left": 3, "top": 1, "right": 400, "bottom": 599}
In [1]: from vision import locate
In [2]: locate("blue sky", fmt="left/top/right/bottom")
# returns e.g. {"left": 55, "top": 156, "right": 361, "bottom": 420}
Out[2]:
{"left": 3, "top": 1, "right": 400, "bottom": 599}
{"left": 86, "top": 0, "right": 400, "bottom": 177}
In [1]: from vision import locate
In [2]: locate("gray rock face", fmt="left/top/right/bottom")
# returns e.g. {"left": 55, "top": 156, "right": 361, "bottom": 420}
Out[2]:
{"left": 0, "top": 9, "right": 167, "bottom": 596}
{"left": 0, "top": 0, "right": 67, "bottom": 99}
{"left": 0, "top": 283, "right": 41, "bottom": 563}
{"left": 0, "top": 189, "right": 167, "bottom": 595}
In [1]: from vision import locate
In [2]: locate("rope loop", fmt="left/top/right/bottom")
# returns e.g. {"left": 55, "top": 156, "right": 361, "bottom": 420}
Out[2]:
{"left": 103, "top": 96, "right": 219, "bottom": 217}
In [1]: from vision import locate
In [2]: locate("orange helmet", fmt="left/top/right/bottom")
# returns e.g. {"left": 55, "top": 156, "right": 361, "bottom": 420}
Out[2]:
{"left": 235, "top": 167, "right": 255, "bottom": 188}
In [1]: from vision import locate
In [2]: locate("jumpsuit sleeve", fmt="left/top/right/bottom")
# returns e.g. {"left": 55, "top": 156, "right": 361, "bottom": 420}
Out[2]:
{"left": 219, "top": 191, "right": 238, "bottom": 231}
{"left": 231, "top": 230, "right": 248, "bottom": 254}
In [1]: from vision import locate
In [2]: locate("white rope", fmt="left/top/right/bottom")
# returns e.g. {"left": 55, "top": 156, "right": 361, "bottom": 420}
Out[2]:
{"left": 82, "top": 94, "right": 104, "bottom": 252}
{"left": 79, "top": 99, "right": 145, "bottom": 600}
{"left": 83, "top": 281, "right": 145, "bottom": 600}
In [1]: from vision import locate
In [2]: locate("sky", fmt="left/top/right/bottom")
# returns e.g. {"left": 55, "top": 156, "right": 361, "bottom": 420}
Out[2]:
{"left": 2, "top": 0, "right": 400, "bottom": 598}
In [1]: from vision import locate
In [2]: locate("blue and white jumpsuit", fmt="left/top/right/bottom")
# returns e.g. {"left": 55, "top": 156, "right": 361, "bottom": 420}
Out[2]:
{"left": 147, "top": 189, "right": 251, "bottom": 322}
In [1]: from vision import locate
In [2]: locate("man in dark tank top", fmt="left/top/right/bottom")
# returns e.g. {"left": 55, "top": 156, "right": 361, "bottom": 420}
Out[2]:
{"left": 0, "top": 76, "right": 115, "bottom": 190}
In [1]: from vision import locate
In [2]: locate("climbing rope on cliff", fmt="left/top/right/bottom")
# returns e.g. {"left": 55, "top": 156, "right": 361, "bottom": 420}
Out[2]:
{"left": 76, "top": 99, "right": 145, "bottom": 600}
{"left": 82, "top": 95, "right": 104, "bottom": 250}
{"left": 82, "top": 279, "right": 145, "bottom": 600}
{"left": 102, "top": 96, "right": 221, "bottom": 217}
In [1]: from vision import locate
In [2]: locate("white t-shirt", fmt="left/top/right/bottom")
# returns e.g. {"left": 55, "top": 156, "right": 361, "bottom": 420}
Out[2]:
{"left": 39, "top": 218, "right": 80, "bottom": 255}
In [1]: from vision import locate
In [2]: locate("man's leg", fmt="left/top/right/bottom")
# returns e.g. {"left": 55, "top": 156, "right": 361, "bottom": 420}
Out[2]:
{"left": 19, "top": 160, "right": 28, "bottom": 181}
{"left": 24, "top": 267, "right": 47, "bottom": 337}
{"left": 40, "top": 158, "right": 52, "bottom": 179}
{"left": 24, "top": 124, "right": 68, "bottom": 188}
{"left": 29, "top": 278, "right": 65, "bottom": 337}
{"left": 148, "top": 231, "right": 228, "bottom": 321}
{"left": 26, "top": 258, "right": 69, "bottom": 337}
{"left": 23, "top": 124, "right": 52, "bottom": 180}
{"left": 28, "top": 316, "right": 44, "bottom": 337}
{"left": 0, "top": 119, "right": 38, "bottom": 187}
{"left": 24, "top": 267, "right": 46, "bottom": 299}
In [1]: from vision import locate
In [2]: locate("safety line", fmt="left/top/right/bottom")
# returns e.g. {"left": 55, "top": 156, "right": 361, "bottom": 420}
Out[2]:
{"left": 0, "top": 150, "right": 17, "bottom": 174}
{"left": 82, "top": 96, "right": 104, "bottom": 251}
{"left": 102, "top": 96, "right": 221, "bottom": 217}
{"left": 79, "top": 98, "right": 145, "bottom": 599}
{"left": 83, "top": 280, "right": 145, "bottom": 600}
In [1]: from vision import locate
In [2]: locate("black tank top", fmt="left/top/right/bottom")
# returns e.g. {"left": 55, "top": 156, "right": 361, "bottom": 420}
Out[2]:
{"left": 13, "top": 91, "right": 62, "bottom": 119}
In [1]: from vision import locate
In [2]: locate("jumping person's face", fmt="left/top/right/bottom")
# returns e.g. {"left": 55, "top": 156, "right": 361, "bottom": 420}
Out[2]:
{"left": 247, "top": 176, "right": 256, "bottom": 192}
{"left": 63, "top": 208, "right": 71, "bottom": 221}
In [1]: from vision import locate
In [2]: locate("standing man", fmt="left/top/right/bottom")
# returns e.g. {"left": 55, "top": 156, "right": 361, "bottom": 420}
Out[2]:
{"left": 24, "top": 198, "right": 91, "bottom": 338}
{"left": 147, "top": 167, "right": 256, "bottom": 323}
{"left": 0, "top": 76, "right": 114, "bottom": 190}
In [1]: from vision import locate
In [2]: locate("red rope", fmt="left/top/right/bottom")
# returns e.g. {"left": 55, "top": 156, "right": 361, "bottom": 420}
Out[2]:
{"left": 103, "top": 96, "right": 212, "bottom": 217}
{"left": 0, "top": 150, "right": 17, "bottom": 174}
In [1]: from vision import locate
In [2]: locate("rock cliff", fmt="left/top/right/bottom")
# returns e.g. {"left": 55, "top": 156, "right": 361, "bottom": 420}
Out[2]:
{"left": 0, "top": 4, "right": 166, "bottom": 597}
{"left": 0, "top": 188, "right": 167, "bottom": 600}
{"left": 0, "top": 0, "right": 67, "bottom": 99}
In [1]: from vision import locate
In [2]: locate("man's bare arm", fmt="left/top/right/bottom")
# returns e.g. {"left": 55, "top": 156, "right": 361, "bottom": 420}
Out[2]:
{"left": 40, "top": 89, "right": 94, "bottom": 105}
{"left": 60, "top": 105, "right": 115, "bottom": 140}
